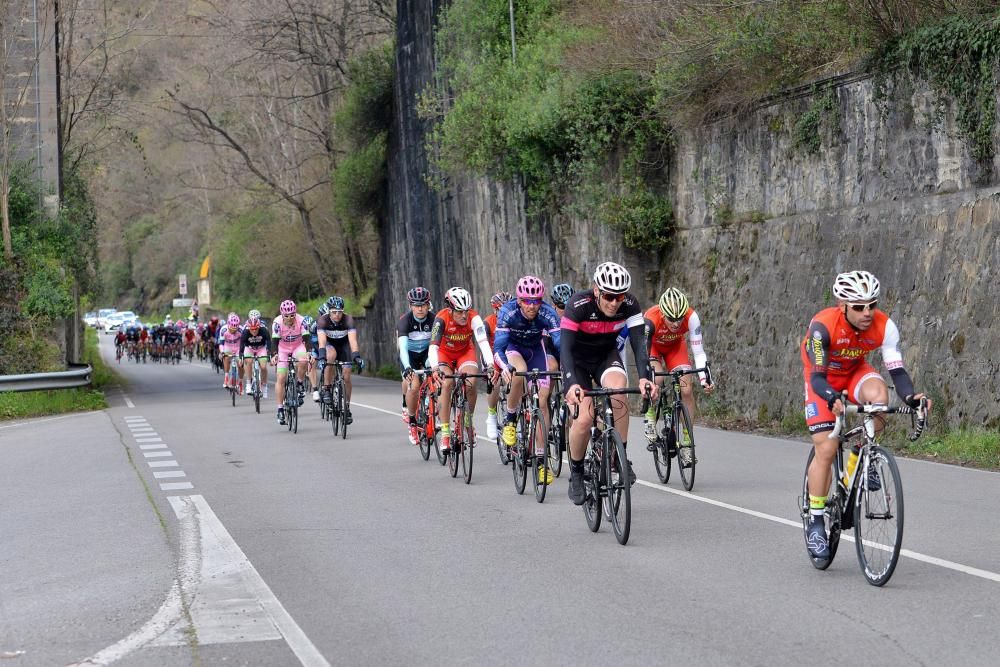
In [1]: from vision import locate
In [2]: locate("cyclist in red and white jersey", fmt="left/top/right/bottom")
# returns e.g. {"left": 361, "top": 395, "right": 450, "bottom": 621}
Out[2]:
{"left": 801, "top": 270, "right": 930, "bottom": 559}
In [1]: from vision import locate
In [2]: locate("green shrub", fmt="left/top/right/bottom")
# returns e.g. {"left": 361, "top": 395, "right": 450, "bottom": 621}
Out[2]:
{"left": 335, "top": 41, "right": 395, "bottom": 145}
{"left": 333, "top": 132, "right": 387, "bottom": 226}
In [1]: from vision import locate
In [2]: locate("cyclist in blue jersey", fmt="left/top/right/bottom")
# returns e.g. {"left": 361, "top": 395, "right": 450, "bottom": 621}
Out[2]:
{"left": 494, "top": 276, "right": 562, "bottom": 484}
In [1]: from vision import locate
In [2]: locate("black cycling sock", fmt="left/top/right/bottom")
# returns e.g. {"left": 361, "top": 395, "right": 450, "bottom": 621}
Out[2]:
{"left": 570, "top": 458, "right": 585, "bottom": 475}
{"left": 409, "top": 416, "right": 417, "bottom": 426}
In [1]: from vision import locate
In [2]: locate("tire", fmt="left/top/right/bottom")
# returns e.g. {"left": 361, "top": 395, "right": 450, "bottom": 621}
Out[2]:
{"left": 496, "top": 394, "right": 510, "bottom": 465}
{"left": 512, "top": 413, "right": 528, "bottom": 495}
{"left": 291, "top": 406, "right": 298, "bottom": 434}
{"left": 462, "top": 423, "right": 474, "bottom": 484}
{"left": 549, "top": 401, "right": 565, "bottom": 478}
{"left": 532, "top": 410, "right": 549, "bottom": 503}
{"left": 653, "top": 403, "right": 672, "bottom": 484}
{"left": 331, "top": 385, "right": 341, "bottom": 436}
{"left": 854, "top": 445, "right": 904, "bottom": 586}
{"left": 583, "top": 444, "right": 602, "bottom": 533}
{"left": 418, "top": 392, "right": 432, "bottom": 461}
{"left": 230, "top": 384, "right": 236, "bottom": 408}
{"left": 801, "top": 448, "right": 842, "bottom": 570}
{"left": 449, "top": 408, "right": 462, "bottom": 478}
{"left": 676, "top": 402, "right": 696, "bottom": 491}
{"left": 340, "top": 384, "right": 349, "bottom": 440}
{"left": 253, "top": 376, "right": 261, "bottom": 414}
{"left": 606, "top": 430, "right": 631, "bottom": 545}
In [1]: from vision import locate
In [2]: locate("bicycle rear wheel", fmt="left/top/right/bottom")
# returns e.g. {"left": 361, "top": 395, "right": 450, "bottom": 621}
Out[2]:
{"left": 496, "top": 394, "right": 510, "bottom": 465}
{"left": 418, "top": 393, "right": 432, "bottom": 460}
{"left": 448, "top": 408, "right": 461, "bottom": 478}
{"left": 290, "top": 405, "right": 298, "bottom": 434}
{"left": 652, "top": 403, "right": 672, "bottom": 484}
{"left": 800, "top": 448, "right": 842, "bottom": 570}
{"left": 606, "top": 430, "right": 631, "bottom": 545}
{"left": 676, "top": 402, "right": 696, "bottom": 491}
{"left": 854, "top": 445, "right": 904, "bottom": 586}
{"left": 583, "top": 445, "right": 602, "bottom": 533}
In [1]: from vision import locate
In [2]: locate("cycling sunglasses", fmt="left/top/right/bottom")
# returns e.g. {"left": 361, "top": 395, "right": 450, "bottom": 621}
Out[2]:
{"left": 849, "top": 301, "right": 878, "bottom": 313}
{"left": 600, "top": 291, "right": 626, "bottom": 303}
{"left": 519, "top": 298, "right": 542, "bottom": 306}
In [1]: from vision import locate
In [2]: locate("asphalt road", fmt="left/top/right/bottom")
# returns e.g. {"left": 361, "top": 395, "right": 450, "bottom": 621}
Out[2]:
{"left": 1, "top": 333, "right": 998, "bottom": 666}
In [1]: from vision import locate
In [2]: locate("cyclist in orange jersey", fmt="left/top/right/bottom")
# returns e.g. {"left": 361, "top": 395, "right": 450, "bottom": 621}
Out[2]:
{"left": 429, "top": 287, "right": 494, "bottom": 452}
{"left": 801, "top": 270, "right": 931, "bottom": 560}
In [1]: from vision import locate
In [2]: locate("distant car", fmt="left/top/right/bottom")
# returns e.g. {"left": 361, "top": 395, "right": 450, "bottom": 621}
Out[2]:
{"left": 84, "top": 311, "right": 98, "bottom": 327}
{"left": 106, "top": 311, "right": 138, "bottom": 333}
{"left": 97, "top": 308, "right": 117, "bottom": 330}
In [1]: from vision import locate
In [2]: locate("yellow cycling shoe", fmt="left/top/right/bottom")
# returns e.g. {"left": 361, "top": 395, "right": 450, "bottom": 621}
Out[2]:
{"left": 502, "top": 423, "right": 516, "bottom": 446}
{"left": 537, "top": 464, "right": 553, "bottom": 485}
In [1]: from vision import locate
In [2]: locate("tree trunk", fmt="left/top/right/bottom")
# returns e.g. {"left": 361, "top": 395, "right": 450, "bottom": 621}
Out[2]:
{"left": 296, "top": 205, "right": 329, "bottom": 294}
{"left": 1, "top": 175, "right": 12, "bottom": 260}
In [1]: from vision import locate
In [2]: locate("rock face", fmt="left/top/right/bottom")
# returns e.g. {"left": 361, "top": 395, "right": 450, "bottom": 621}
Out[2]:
{"left": 370, "top": 4, "right": 999, "bottom": 428}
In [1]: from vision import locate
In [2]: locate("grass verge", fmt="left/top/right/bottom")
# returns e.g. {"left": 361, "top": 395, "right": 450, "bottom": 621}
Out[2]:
{"left": 0, "top": 328, "right": 118, "bottom": 421}
{"left": 891, "top": 428, "right": 1000, "bottom": 470}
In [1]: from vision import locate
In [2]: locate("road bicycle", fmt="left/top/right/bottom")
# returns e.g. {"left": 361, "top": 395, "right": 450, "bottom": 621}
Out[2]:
{"left": 282, "top": 358, "right": 305, "bottom": 434}
{"left": 226, "top": 355, "right": 240, "bottom": 407}
{"left": 412, "top": 370, "right": 438, "bottom": 461}
{"left": 643, "top": 364, "right": 712, "bottom": 491}
{"left": 322, "top": 360, "right": 360, "bottom": 439}
{"left": 439, "top": 371, "right": 490, "bottom": 484}
{"left": 509, "top": 370, "right": 562, "bottom": 502}
{"left": 799, "top": 392, "right": 928, "bottom": 586}
{"left": 248, "top": 359, "right": 263, "bottom": 414}
{"left": 573, "top": 386, "right": 646, "bottom": 546}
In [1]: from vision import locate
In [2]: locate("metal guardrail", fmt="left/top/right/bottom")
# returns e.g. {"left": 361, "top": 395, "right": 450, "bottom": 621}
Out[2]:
{"left": 0, "top": 364, "right": 92, "bottom": 392}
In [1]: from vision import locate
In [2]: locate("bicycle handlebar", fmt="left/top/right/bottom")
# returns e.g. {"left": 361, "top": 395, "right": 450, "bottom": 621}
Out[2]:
{"left": 827, "top": 392, "right": 929, "bottom": 442}
{"left": 571, "top": 386, "right": 651, "bottom": 420}
{"left": 651, "top": 363, "right": 713, "bottom": 386}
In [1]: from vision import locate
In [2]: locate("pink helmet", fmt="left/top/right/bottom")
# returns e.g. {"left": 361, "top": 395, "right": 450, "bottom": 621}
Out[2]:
{"left": 515, "top": 275, "right": 545, "bottom": 299}
{"left": 227, "top": 313, "right": 240, "bottom": 328}
{"left": 280, "top": 299, "right": 297, "bottom": 315}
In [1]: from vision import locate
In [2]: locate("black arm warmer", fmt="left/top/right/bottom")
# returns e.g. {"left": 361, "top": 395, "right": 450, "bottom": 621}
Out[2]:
{"left": 889, "top": 367, "right": 916, "bottom": 405}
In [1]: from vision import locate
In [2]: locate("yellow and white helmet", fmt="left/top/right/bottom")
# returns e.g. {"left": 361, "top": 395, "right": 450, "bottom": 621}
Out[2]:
{"left": 658, "top": 288, "right": 689, "bottom": 320}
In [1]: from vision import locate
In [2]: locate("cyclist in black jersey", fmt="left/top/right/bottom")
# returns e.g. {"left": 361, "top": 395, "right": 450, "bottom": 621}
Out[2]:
{"left": 560, "top": 262, "right": 657, "bottom": 505}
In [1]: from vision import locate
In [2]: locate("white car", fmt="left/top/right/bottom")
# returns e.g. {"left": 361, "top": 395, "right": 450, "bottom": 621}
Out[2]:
{"left": 104, "top": 313, "right": 125, "bottom": 333}
{"left": 84, "top": 311, "right": 98, "bottom": 327}
{"left": 96, "top": 308, "right": 117, "bottom": 329}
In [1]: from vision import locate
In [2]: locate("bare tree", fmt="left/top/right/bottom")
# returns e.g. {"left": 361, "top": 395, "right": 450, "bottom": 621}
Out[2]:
{"left": 166, "top": 0, "right": 393, "bottom": 295}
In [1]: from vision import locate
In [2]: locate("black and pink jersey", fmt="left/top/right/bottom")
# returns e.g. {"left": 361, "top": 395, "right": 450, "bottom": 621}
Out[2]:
{"left": 560, "top": 290, "right": 650, "bottom": 383}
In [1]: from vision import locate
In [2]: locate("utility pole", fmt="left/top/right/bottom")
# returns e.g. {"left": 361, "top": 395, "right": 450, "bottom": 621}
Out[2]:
{"left": 508, "top": 0, "right": 516, "bottom": 64}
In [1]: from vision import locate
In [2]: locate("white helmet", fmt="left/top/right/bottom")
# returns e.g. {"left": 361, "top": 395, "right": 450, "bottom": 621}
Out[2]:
{"left": 593, "top": 262, "right": 631, "bottom": 294}
{"left": 444, "top": 287, "right": 472, "bottom": 311}
{"left": 832, "top": 270, "right": 880, "bottom": 302}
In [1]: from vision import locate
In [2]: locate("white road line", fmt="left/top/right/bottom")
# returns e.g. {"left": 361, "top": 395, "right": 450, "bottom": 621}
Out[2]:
{"left": 636, "top": 480, "right": 1000, "bottom": 583}
{"left": 124, "top": 417, "right": 147, "bottom": 423}
{"left": 351, "top": 399, "right": 1000, "bottom": 585}
{"left": 135, "top": 437, "right": 163, "bottom": 443}
{"left": 154, "top": 471, "right": 187, "bottom": 479}
{"left": 130, "top": 428, "right": 155, "bottom": 434}
{"left": 167, "top": 495, "right": 330, "bottom": 666}
{"left": 140, "top": 444, "right": 168, "bottom": 450}
{"left": 160, "top": 482, "right": 194, "bottom": 491}
{"left": 144, "top": 451, "right": 174, "bottom": 458}
{"left": 123, "top": 394, "right": 135, "bottom": 408}
{"left": 148, "top": 460, "right": 179, "bottom": 468}
{"left": 0, "top": 412, "right": 101, "bottom": 430}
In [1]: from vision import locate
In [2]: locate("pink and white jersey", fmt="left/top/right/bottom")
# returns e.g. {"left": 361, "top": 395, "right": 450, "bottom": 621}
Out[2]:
{"left": 222, "top": 326, "right": 242, "bottom": 347}
{"left": 275, "top": 314, "right": 307, "bottom": 345}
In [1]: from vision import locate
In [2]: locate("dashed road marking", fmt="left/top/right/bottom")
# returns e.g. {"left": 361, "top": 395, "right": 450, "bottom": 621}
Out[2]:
{"left": 159, "top": 482, "right": 194, "bottom": 491}
{"left": 143, "top": 451, "right": 174, "bottom": 458}
{"left": 140, "top": 444, "right": 168, "bottom": 450}
{"left": 153, "top": 471, "right": 187, "bottom": 479}
{"left": 148, "top": 460, "right": 179, "bottom": 468}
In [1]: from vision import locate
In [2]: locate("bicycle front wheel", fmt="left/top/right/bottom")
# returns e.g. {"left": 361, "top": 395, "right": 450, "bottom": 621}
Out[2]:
{"left": 512, "top": 415, "right": 527, "bottom": 495}
{"left": 463, "top": 424, "right": 474, "bottom": 484}
{"left": 339, "top": 384, "right": 349, "bottom": 440}
{"left": 854, "top": 445, "right": 904, "bottom": 586}
{"left": 606, "top": 430, "right": 631, "bottom": 545}
{"left": 448, "top": 407, "right": 462, "bottom": 478}
{"left": 532, "top": 410, "right": 549, "bottom": 503}
{"left": 331, "top": 385, "right": 341, "bottom": 436}
{"left": 652, "top": 403, "right": 672, "bottom": 484}
{"left": 583, "top": 445, "right": 602, "bottom": 533}
{"left": 549, "top": 400, "right": 565, "bottom": 478}
{"left": 676, "top": 402, "right": 696, "bottom": 491}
